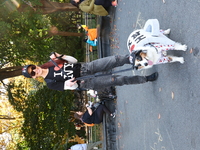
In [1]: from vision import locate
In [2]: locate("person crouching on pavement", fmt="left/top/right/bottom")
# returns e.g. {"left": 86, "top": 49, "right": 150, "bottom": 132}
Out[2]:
{"left": 68, "top": 141, "right": 103, "bottom": 150}
{"left": 22, "top": 52, "right": 159, "bottom": 91}
{"left": 74, "top": 102, "right": 115, "bottom": 125}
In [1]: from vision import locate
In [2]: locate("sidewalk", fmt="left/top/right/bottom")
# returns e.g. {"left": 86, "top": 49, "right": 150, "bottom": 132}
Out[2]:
{"left": 102, "top": 99, "right": 117, "bottom": 150}
{"left": 97, "top": 7, "right": 116, "bottom": 58}
{"left": 105, "top": 0, "right": 200, "bottom": 149}
{"left": 97, "top": 7, "right": 117, "bottom": 150}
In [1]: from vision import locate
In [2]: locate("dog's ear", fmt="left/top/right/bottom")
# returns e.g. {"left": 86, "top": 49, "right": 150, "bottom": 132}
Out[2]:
{"left": 135, "top": 50, "right": 143, "bottom": 61}
{"left": 134, "top": 50, "right": 142, "bottom": 56}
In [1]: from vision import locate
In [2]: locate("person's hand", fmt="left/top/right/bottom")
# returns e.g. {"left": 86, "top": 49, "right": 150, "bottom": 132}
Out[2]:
{"left": 50, "top": 52, "right": 62, "bottom": 60}
{"left": 65, "top": 78, "right": 77, "bottom": 87}
{"left": 85, "top": 104, "right": 89, "bottom": 107}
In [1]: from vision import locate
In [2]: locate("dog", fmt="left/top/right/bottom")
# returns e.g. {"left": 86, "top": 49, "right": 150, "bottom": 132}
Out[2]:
{"left": 133, "top": 41, "right": 187, "bottom": 70}
{"left": 127, "top": 19, "right": 187, "bottom": 70}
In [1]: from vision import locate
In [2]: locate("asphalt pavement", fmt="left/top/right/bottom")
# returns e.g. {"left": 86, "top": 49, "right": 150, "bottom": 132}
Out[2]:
{"left": 100, "top": 0, "right": 200, "bottom": 150}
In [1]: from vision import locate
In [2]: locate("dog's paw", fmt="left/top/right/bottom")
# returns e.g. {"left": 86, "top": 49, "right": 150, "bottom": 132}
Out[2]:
{"left": 182, "top": 45, "right": 187, "bottom": 51}
{"left": 163, "top": 29, "right": 171, "bottom": 35}
{"left": 179, "top": 57, "right": 184, "bottom": 64}
{"left": 174, "top": 43, "right": 187, "bottom": 51}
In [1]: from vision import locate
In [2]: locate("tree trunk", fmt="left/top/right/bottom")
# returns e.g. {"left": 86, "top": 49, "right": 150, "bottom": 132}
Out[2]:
{"left": 17, "top": 0, "right": 79, "bottom": 14}
{"left": 0, "top": 66, "right": 23, "bottom": 81}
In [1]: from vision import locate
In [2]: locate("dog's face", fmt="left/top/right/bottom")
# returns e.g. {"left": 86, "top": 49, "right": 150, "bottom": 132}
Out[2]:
{"left": 134, "top": 50, "right": 149, "bottom": 70}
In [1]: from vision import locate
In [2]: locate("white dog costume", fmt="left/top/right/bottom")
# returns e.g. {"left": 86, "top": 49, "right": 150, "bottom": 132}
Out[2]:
{"left": 127, "top": 19, "right": 187, "bottom": 69}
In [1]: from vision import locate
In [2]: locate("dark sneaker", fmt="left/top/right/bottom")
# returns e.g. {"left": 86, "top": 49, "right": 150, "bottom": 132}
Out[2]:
{"left": 108, "top": 94, "right": 117, "bottom": 99}
{"left": 100, "top": 101, "right": 105, "bottom": 105}
{"left": 111, "top": 112, "right": 116, "bottom": 118}
{"left": 110, "top": 109, "right": 117, "bottom": 118}
{"left": 146, "top": 72, "right": 159, "bottom": 82}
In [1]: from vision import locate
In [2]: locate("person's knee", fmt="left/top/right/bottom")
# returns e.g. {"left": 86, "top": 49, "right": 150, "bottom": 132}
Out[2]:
{"left": 115, "top": 55, "right": 121, "bottom": 62}
{"left": 111, "top": 76, "right": 124, "bottom": 86}
{"left": 115, "top": 55, "right": 130, "bottom": 65}
{"left": 111, "top": 77, "right": 115, "bottom": 82}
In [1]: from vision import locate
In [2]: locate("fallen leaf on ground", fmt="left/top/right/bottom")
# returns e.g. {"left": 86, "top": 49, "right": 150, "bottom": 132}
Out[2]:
{"left": 171, "top": 92, "right": 174, "bottom": 99}
{"left": 190, "top": 48, "right": 193, "bottom": 53}
{"left": 158, "top": 114, "right": 161, "bottom": 119}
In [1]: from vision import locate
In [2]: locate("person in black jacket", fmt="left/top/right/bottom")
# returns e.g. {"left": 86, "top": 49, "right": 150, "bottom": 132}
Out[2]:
{"left": 22, "top": 52, "right": 158, "bottom": 91}
{"left": 74, "top": 102, "right": 115, "bottom": 125}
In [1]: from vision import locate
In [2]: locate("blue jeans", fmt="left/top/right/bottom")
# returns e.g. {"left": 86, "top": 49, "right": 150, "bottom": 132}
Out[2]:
{"left": 80, "top": 55, "right": 147, "bottom": 90}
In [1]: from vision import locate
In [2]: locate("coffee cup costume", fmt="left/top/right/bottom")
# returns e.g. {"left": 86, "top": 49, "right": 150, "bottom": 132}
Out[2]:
{"left": 127, "top": 19, "right": 175, "bottom": 53}
{"left": 127, "top": 19, "right": 180, "bottom": 65}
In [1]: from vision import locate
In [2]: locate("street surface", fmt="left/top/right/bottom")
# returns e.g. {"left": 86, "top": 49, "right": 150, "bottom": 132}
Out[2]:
{"left": 108, "top": 0, "right": 200, "bottom": 150}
